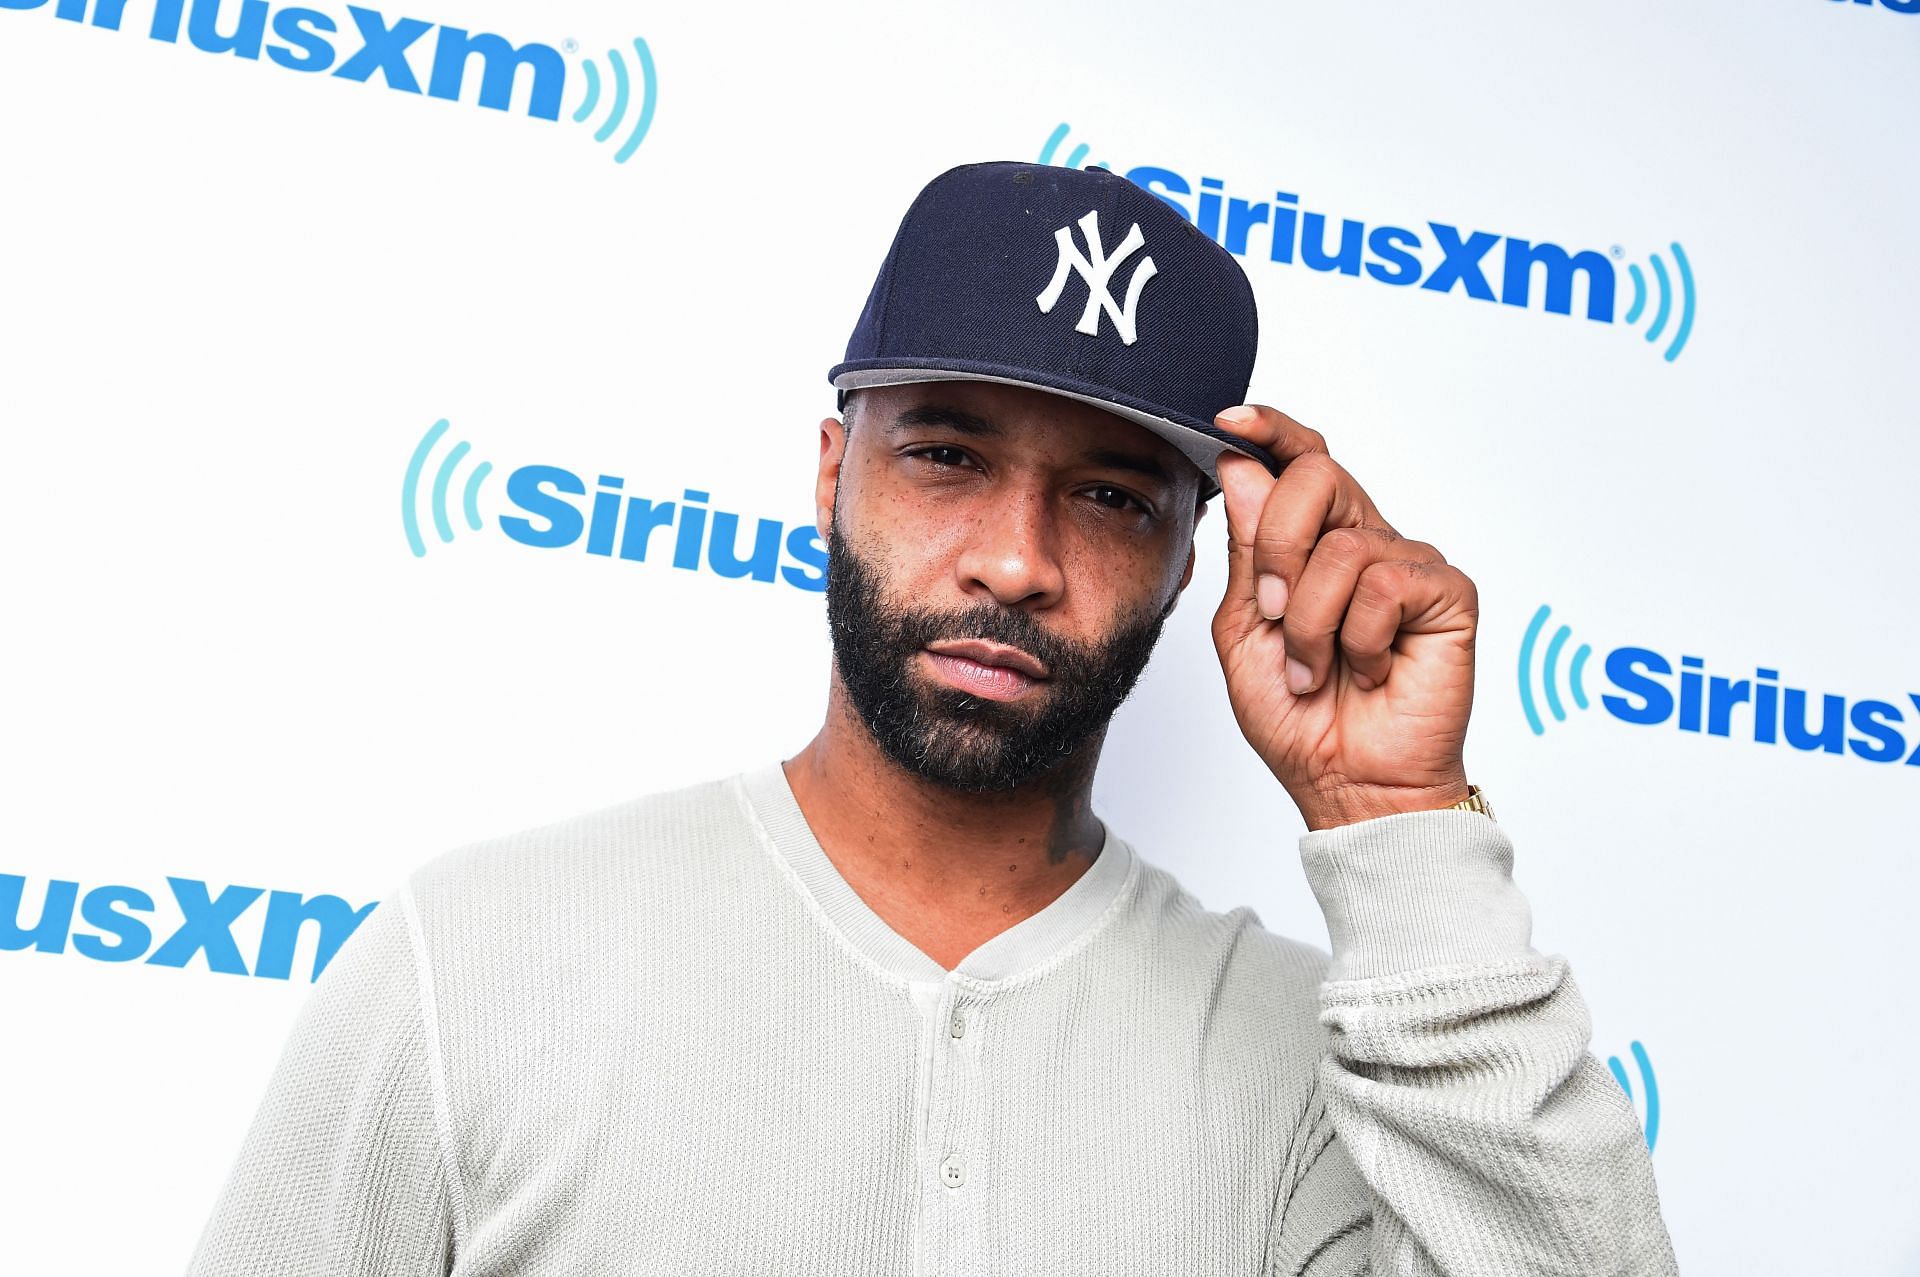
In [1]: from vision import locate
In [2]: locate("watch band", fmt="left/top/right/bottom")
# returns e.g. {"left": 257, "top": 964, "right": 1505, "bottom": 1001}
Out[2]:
{"left": 1442, "top": 784, "right": 1495, "bottom": 821}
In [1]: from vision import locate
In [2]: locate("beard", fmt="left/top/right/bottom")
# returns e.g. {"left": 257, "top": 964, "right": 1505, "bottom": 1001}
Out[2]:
{"left": 823, "top": 515, "right": 1175, "bottom": 794}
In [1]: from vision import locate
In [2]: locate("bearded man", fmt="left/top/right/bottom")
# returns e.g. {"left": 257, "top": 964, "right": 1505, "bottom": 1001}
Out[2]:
{"left": 189, "top": 161, "right": 1677, "bottom": 1276}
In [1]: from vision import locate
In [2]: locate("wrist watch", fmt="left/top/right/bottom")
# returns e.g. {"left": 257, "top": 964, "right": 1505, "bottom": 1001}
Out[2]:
{"left": 1441, "top": 784, "right": 1495, "bottom": 821}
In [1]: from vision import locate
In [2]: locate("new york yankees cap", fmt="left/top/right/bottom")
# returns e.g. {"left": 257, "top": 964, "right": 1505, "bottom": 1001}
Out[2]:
{"left": 828, "top": 160, "right": 1281, "bottom": 499}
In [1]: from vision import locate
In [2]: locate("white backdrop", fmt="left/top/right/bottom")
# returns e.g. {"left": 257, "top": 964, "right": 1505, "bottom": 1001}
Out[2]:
{"left": 2, "top": 1, "right": 1916, "bottom": 1272}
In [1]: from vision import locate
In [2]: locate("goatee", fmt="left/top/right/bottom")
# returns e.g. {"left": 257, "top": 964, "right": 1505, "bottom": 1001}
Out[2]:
{"left": 823, "top": 519, "right": 1173, "bottom": 794}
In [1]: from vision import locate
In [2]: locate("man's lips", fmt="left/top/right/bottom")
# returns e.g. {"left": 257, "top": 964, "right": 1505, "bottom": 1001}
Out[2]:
{"left": 924, "top": 639, "right": 1049, "bottom": 679}
{"left": 922, "top": 639, "right": 1050, "bottom": 703}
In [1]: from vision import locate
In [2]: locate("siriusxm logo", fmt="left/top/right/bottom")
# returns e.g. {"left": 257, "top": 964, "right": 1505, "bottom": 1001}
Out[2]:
{"left": 1039, "top": 124, "right": 1696, "bottom": 362}
{"left": 1831, "top": 0, "right": 1918, "bottom": 11}
{"left": 1519, "top": 604, "right": 1919, "bottom": 767}
{"left": 402, "top": 419, "right": 828, "bottom": 592}
{"left": 1605, "top": 1040, "right": 1661, "bottom": 1152}
{"left": 3, "top": 872, "right": 375, "bottom": 982}
{"left": 1, "top": 0, "right": 656, "bottom": 164}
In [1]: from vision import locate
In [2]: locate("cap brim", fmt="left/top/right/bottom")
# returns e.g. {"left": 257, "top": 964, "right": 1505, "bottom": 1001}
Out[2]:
{"left": 829, "top": 359, "right": 1280, "bottom": 498}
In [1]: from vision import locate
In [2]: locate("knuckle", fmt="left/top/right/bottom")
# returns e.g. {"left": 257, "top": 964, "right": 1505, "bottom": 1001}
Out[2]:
{"left": 1396, "top": 537, "right": 1442, "bottom": 563}
{"left": 1354, "top": 560, "right": 1406, "bottom": 593}
{"left": 1283, "top": 451, "right": 1337, "bottom": 483}
{"left": 1348, "top": 577, "right": 1403, "bottom": 621}
{"left": 1318, "top": 526, "right": 1372, "bottom": 561}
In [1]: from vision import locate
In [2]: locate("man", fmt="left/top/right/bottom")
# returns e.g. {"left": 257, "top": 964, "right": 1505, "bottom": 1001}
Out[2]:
{"left": 188, "top": 162, "right": 1678, "bottom": 1274}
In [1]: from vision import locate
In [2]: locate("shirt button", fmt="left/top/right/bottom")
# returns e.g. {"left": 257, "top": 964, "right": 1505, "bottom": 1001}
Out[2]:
{"left": 949, "top": 1010, "right": 966, "bottom": 1038}
{"left": 940, "top": 1154, "right": 965, "bottom": 1188}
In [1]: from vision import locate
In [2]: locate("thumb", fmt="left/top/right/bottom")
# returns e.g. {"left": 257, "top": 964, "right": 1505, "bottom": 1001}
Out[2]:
{"left": 1215, "top": 451, "right": 1272, "bottom": 606}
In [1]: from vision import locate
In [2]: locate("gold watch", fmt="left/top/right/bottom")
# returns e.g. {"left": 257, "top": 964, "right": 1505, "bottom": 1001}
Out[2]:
{"left": 1441, "top": 784, "right": 1495, "bottom": 821}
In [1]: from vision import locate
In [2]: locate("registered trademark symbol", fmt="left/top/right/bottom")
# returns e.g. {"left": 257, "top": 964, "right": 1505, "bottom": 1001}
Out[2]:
{"left": 1610, "top": 245, "right": 1623, "bottom": 258}
{"left": 562, "top": 37, "right": 578, "bottom": 53}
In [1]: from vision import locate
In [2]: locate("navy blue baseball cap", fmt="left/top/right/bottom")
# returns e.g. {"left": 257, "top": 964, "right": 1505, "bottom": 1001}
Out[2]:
{"left": 829, "top": 160, "right": 1281, "bottom": 499}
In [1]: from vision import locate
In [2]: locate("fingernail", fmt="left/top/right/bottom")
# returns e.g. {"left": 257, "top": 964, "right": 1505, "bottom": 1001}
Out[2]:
{"left": 1256, "top": 574, "right": 1288, "bottom": 620}
{"left": 1285, "top": 657, "right": 1312, "bottom": 694}
{"left": 1216, "top": 405, "right": 1258, "bottom": 426}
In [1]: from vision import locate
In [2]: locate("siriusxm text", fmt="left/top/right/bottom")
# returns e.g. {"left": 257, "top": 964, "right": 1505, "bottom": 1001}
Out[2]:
{"left": 501, "top": 466, "right": 829, "bottom": 592}
{"left": 1603, "top": 649, "right": 1919, "bottom": 766}
{"left": 2, "top": 873, "right": 376, "bottom": 982}
{"left": 1, "top": 0, "right": 566, "bottom": 119}
{"left": 1122, "top": 165, "right": 1615, "bottom": 322}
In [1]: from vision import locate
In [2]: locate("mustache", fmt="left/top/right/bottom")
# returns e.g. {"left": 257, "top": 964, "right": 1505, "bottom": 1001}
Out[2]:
{"left": 823, "top": 520, "right": 1175, "bottom": 791}
{"left": 824, "top": 515, "right": 1176, "bottom": 692}
{"left": 890, "top": 601, "right": 1083, "bottom": 675}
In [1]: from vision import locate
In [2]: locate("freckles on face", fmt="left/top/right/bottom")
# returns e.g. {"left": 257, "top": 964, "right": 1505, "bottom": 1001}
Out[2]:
{"left": 831, "top": 382, "right": 1204, "bottom": 639}
{"left": 846, "top": 442, "right": 1188, "bottom": 640}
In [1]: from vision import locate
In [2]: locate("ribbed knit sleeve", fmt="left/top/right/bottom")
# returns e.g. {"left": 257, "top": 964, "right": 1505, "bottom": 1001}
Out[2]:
{"left": 185, "top": 885, "right": 455, "bottom": 1276}
{"left": 1267, "top": 810, "right": 1679, "bottom": 1277}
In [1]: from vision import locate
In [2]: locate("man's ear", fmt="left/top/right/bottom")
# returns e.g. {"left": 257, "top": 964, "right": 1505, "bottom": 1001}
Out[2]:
{"left": 1177, "top": 498, "right": 1207, "bottom": 594}
{"left": 1154, "top": 542, "right": 1199, "bottom": 621}
{"left": 816, "top": 415, "right": 847, "bottom": 541}
{"left": 1152, "top": 489, "right": 1198, "bottom": 614}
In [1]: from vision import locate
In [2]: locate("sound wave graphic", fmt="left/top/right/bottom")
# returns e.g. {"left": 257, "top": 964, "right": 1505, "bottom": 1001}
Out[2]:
{"left": 1518, "top": 604, "right": 1593, "bottom": 736}
{"left": 1037, "top": 122, "right": 1109, "bottom": 171}
{"left": 1606, "top": 1040, "right": 1661, "bottom": 1152}
{"left": 571, "top": 37, "right": 657, "bottom": 164}
{"left": 402, "top": 418, "right": 493, "bottom": 558}
{"left": 1621, "top": 243, "right": 1695, "bottom": 362}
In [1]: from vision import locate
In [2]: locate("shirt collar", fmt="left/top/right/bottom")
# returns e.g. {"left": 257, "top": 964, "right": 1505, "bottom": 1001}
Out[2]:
{"left": 736, "top": 759, "right": 1137, "bottom": 985}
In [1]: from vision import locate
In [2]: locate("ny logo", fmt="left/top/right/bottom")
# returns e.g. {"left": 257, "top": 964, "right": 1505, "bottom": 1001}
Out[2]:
{"left": 1035, "top": 209, "right": 1158, "bottom": 345}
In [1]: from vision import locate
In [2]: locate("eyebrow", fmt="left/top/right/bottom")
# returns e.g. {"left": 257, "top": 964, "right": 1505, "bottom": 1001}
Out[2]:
{"left": 890, "top": 404, "right": 1000, "bottom": 437}
{"left": 1084, "top": 448, "right": 1175, "bottom": 488}
{"left": 889, "top": 403, "right": 1177, "bottom": 488}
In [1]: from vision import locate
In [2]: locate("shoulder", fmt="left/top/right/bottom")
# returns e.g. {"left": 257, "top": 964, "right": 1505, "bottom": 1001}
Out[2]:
{"left": 1127, "top": 852, "right": 1330, "bottom": 977}
{"left": 1117, "top": 849, "right": 1332, "bottom": 1020}
{"left": 402, "top": 770, "right": 763, "bottom": 958}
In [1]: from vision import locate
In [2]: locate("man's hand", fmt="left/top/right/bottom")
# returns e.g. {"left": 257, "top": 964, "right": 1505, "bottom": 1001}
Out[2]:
{"left": 1210, "top": 404, "right": 1477, "bottom": 831}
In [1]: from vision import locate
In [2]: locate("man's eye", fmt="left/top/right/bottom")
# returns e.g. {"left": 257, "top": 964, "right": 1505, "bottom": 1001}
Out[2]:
{"left": 1087, "top": 484, "right": 1146, "bottom": 514}
{"left": 912, "top": 446, "right": 972, "bottom": 468}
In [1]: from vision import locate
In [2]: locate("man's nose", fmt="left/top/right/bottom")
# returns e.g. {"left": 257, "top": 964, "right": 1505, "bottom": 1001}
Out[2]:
{"left": 952, "top": 484, "right": 1066, "bottom": 609}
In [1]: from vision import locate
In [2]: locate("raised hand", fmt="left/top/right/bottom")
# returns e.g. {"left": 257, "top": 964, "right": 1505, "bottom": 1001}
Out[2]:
{"left": 1210, "top": 405, "right": 1478, "bottom": 831}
